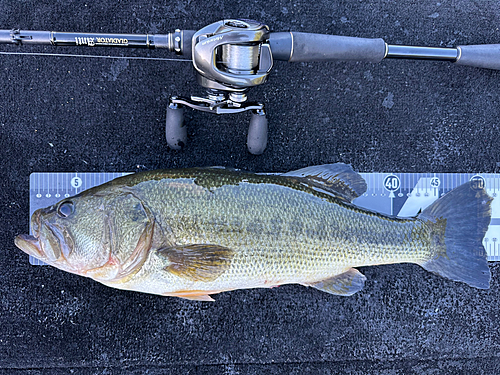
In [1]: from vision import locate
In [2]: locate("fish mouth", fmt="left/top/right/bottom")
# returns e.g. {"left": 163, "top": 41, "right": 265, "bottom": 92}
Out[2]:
{"left": 15, "top": 208, "right": 44, "bottom": 258}
{"left": 15, "top": 209, "right": 64, "bottom": 262}
{"left": 15, "top": 233, "right": 44, "bottom": 258}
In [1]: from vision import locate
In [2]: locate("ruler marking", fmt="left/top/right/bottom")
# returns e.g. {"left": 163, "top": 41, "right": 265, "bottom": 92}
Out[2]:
{"left": 28, "top": 172, "right": 500, "bottom": 264}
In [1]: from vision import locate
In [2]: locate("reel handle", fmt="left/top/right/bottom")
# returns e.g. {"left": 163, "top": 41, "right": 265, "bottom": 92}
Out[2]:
{"left": 165, "top": 103, "right": 186, "bottom": 150}
{"left": 247, "top": 110, "right": 268, "bottom": 155}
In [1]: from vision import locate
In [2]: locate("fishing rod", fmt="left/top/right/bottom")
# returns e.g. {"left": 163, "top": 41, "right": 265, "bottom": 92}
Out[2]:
{"left": 1, "top": 19, "right": 499, "bottom": 154}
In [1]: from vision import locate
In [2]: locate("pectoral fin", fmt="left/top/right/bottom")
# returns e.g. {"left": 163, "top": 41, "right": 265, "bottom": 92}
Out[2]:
{"left": 304, "top": 268, "right": 366, "bottom": 296}
{"left": 158, "top": 244, "right": 234, "bottom": 282}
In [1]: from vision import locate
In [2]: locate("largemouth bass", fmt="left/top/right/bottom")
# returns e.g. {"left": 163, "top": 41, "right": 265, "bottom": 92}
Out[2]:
{"left": 15, "top": 164, "right": 492, "bottom": 301}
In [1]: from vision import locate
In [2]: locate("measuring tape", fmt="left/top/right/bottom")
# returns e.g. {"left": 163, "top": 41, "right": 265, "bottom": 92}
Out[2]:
{"left": 27, "top": 172, "right": 500, "bottom": 265}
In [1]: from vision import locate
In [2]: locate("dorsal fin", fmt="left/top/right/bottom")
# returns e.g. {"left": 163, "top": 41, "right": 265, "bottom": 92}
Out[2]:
{"left": 282, "top": 163, "right": 367, "bottom": 202}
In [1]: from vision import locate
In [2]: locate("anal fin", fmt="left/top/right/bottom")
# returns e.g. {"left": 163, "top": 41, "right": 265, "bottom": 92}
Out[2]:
{"left": 304, "top": 268, "right": 366, "bottom": 296}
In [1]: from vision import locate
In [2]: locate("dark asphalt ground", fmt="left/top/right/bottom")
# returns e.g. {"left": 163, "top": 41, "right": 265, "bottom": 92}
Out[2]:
{"left": 2, "top": 0, "right": 500, "bottom": 373}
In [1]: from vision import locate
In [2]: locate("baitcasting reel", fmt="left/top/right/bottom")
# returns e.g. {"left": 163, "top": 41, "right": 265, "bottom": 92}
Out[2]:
{"left": 1, "top": 19, "right": 500, "bottom": 154}
{"left": 166, "top": 19, "right": 273, "bottom": 155}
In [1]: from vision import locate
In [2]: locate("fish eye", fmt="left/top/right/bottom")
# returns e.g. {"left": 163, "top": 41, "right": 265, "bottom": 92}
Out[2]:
{"left": 57, "top": 201, "right": 74, "bottom": 218}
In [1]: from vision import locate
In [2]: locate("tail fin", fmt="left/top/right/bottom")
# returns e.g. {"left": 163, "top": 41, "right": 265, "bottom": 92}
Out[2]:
{"left": 418, "top": 181, "right": 492, "bottom": 289}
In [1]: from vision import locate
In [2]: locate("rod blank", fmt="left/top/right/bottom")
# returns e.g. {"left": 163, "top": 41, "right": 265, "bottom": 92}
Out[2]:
{"left": 0, "top": 29, "right": 196, "bottom": 56}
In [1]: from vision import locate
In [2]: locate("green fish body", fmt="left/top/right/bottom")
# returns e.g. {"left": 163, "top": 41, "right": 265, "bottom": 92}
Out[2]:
{"left": 15, "top": 164, "right": 492, "bottom": 301}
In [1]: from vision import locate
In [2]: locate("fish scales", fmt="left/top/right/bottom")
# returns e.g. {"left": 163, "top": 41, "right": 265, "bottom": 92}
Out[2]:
{"left": 15, "top": 164, "right": 492, "bottom": 300}
{"left": 123, "top": 170, "right": 431, "bottom": 292}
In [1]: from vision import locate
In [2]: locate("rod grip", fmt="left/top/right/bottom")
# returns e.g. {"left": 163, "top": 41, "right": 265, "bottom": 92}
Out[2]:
{"left": 270, "top": 32, "right": 386, "bottom": 63}
{"left": 455, "top": 44, "right": 500, "bottom": 70}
